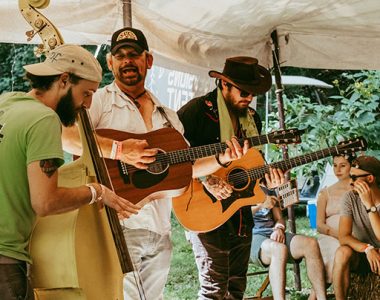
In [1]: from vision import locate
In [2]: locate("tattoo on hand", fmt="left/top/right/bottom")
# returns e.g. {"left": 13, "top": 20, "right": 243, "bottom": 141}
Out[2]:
{"left": 39, "top": 159, "right": 59, "bottom": 178}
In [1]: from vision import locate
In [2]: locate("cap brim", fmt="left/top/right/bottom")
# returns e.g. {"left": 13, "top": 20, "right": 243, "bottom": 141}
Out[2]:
{"left": 111, "top": 42, "right": 144, "bottom": 55}
{"left": 23, "top": 63, "right": 63, "bottom": 77}
{"left": 209, "top": 68, "right": 272, "bottom": 95}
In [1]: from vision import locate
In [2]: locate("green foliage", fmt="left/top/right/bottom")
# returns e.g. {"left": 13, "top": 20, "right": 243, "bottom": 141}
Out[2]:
{"left": 0, "top": 43, "right": 113, "bottom": 94}
{"left": 267, "top": 70, "right": 380, "bottom": 178}
{"left": 0, "top": 43, "right": 40, "bottom": 93}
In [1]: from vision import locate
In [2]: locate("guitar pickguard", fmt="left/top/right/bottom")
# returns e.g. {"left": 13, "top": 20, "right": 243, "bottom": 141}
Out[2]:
{"left": 130, "top": 169, "right": 169, "bottom": 189}
{"left": 203, "top": 179, "right": 257, "bottom": 212}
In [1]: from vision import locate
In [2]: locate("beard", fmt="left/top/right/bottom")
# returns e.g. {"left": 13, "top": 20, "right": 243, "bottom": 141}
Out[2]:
{"left": 224, "top": 94, "right": 249, "bottom": 117}
{"left": 56, "top": 88, "right": 78, "bottom": 127}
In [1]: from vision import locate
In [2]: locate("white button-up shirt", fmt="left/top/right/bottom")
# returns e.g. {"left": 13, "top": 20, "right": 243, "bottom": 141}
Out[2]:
{"left": 89, "top": 81, "right": 185, "bottom": 235}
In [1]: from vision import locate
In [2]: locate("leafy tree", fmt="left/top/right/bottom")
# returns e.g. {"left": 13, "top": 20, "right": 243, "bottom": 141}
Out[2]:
{"left": 0, "top": 43, "right": 112, "bottom": 93}
{"left": 267, "top": 70, "right": 380, "bottom": 179}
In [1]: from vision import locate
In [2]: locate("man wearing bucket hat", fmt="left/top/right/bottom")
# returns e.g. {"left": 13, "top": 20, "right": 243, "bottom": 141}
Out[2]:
{"left": 0, "top": 44, "right": 141, "bottom": 299}
{"left": 333, "top": 155, "right": 380, "bottom": 299}
{"left": 61, "top": 28, "right": 248, "bottom": 300}
{"left": 177, "top": 56, "right": 273, "bottom": 299}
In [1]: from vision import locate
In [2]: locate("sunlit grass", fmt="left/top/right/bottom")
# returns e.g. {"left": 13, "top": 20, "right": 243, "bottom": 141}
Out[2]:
{"left": 165, "top": 208, "right": 318, "bottom": 299}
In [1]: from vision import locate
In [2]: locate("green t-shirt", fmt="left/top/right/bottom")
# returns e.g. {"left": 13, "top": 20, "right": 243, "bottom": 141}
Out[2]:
{"left": 0, "top": 92, "right": 64, "bottom": 263}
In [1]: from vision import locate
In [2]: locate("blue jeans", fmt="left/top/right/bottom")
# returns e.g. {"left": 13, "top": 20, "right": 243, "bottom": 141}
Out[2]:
{"left": 0, "top": 263, "right": 34, "bottom": 300}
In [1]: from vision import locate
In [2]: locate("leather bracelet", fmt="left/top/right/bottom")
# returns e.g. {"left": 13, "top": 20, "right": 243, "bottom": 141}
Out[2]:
{"left": 215, "top": 153, "right": 231, "bottom": 168}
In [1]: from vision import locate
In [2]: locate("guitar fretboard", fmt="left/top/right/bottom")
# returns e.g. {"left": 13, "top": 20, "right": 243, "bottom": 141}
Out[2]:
{"left": 164, "top": 135, "right": 270, "bottom": 165}
{"left": 248, "top": 145, "right": 341, "bottom": 180}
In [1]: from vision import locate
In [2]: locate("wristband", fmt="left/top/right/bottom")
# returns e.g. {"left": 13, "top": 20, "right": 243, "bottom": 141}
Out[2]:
{"left": 110, "top": 140, "right": 123, "bottom": 160}
{"left": 86, "top": 184, "right": 97, "bottom": 205}
{"left": 364, "top": 244, "right": 374, "bottom": 255}
{"left": 86, "top": 183, "right": 105, "bottom": 205}
{"left": 215, "top": 153, "right": 231, "bottom": 168}
{"left": 274, "top": 223, "right": 285, "bottom": 231}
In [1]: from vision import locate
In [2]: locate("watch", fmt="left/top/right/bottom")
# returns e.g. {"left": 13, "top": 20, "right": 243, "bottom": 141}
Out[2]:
{"left": 366, "top": 206, "right": 377, "bottom": 213}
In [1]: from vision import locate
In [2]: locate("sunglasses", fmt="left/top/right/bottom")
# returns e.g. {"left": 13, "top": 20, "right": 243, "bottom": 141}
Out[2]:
{"left": 226, "top": 83, "right": 253, "bottom": 98}
{"left": 349, "top": 173, "right": 371, "bottom": 181}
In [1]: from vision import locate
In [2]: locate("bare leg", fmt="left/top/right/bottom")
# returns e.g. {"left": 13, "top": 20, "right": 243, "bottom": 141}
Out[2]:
{"left": 289, "top": 235, "right": 326, "bottom": 300}
{"left": 308, "top": 289, "right": 317, "bottom": 300}
{"left": 260, "top": 239, "right": 288, "bottom": 300}
{"left": 332, "top": 246, "right": 353, "bottom": 300}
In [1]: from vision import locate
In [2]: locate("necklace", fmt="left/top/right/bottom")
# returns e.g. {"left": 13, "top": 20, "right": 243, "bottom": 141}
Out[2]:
{"left": 126, "top": 90, "right": 146, "bottom": 108}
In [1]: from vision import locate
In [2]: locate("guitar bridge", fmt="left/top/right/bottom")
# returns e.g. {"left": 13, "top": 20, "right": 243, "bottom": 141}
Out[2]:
{"left": 118, "top": 161, "right": 130, "bottom": 184}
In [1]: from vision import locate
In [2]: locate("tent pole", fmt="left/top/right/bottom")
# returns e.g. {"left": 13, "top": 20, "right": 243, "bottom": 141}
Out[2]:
{"left": 271, "top": 30, "right": 302, "bottom": 291}
{"left": 122, "top": 0, "right": 132, "bottom": 27}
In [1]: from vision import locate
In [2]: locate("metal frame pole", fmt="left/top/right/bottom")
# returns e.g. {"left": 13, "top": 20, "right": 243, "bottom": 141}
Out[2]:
{"left": 122, "top": 0, "right": 132, "bottom": 27}
{"left": 271, "top": 30, "right": 302, "bottom": 291}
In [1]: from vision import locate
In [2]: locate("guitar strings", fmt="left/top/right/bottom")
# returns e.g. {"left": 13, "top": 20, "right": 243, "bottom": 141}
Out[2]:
{"left": 120, "top": 144, "right": 356, "bottom": 187}
{"left": 118, "top": 130, "right": 302, "bottom": 174}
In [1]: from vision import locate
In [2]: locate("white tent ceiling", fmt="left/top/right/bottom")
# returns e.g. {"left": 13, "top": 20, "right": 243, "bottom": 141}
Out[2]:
{"left": 2, "top": 0, "right": 380, "bottom": 71}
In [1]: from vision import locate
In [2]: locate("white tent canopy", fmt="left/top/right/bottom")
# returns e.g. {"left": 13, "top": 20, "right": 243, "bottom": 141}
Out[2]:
{"left": 1, "top": 0, "right": 380, "bottom": 71}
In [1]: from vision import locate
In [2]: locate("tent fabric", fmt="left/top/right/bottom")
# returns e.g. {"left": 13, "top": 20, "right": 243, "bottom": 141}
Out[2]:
{"left": 2, "top": 0, "right": 380, "bottom": 70}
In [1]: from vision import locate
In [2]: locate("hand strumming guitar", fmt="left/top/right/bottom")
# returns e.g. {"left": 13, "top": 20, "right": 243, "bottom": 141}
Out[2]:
{"left": 119, "top": 138, "right": 158, "bottom": 169}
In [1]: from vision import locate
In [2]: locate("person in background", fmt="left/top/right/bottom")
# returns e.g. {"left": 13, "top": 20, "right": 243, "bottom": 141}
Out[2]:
{"left": 333, "top": 155, "right": 380, "bottom": 300}
{"left": 61, "top": 28, "right": 247, "bottom": 300}
{"left": 250, "top": 171, "right": 327, "bottom": 300}
{"left": 316, "top": 155, "right": 354, "bottom": 288}
{"left": 0, "top": 44, "right": 140, "bottom": 300}
{"left": 178, "top": 56, "right": 272, "bottom": 299}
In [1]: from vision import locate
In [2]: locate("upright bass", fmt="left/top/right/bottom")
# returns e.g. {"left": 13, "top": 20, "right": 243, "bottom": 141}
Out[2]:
{"left": 18, "top": 1, "right": 138, "bottom": 299}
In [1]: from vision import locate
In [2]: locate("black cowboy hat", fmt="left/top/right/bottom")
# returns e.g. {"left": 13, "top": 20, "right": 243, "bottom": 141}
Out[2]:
{"left": 209, "top": 56, "right": 272, "bottom": 95}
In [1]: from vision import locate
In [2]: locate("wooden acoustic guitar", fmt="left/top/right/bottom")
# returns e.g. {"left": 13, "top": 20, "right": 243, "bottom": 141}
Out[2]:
{"left": 172, "top": 137, "right": 367, "bottom": 232}
{"left": 96, "top": 127, "right": 303, "bottom": 205}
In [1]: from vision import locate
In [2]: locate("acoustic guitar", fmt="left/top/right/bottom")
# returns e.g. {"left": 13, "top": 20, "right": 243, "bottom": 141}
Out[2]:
{"left": 172, "top": 137, "right": 367, "bottom": 232}
{"left": 96, "top": 127, "right": 303, "bottom": 205}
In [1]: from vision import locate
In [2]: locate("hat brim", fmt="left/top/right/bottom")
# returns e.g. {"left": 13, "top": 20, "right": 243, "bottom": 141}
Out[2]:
{"left": 111, "top": 42, "right": 144, "bottom": 55}
{"left": 209, "top": 65, "right": 272, "bottom": 95}
{"left": 23, "top": 63, "right": 63, "bottom": 77}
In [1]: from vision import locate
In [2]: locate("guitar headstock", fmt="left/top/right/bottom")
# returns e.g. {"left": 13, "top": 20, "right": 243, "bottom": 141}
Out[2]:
{"left": 268, "top": 128, "right": 304, "bottom": 145}
{"left": 336, "top": 137, "right": 368, "bottom": 155}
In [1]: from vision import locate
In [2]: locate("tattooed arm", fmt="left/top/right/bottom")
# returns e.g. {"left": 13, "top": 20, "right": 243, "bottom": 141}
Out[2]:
{"left": 27, "top": 159, "right": 141, "bottom": 217}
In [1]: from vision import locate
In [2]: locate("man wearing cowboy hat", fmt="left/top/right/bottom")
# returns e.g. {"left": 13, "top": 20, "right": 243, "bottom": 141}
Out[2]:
{"left": 333, "top": 156, "right": 380, "bottom": 300}
{"left": 177, "top": 56, "right": 272, "bottom": 299}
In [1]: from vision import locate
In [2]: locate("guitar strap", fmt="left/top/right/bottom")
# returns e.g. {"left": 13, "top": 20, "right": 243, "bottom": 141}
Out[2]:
{"left": 157, "top": 106, "right": 174, "bottom": 128}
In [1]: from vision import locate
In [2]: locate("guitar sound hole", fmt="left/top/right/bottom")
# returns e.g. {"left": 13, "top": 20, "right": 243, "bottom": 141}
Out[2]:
{"left": 147, "top": 149, "right": 169, "bottom": 175}
{"left": 228, "top": 168, "right": 249, "bottom": 190}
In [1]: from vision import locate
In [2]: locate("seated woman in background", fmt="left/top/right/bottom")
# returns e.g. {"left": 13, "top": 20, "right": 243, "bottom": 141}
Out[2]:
{"left": 316, "top": 154, "right": 355, "bottom": 285}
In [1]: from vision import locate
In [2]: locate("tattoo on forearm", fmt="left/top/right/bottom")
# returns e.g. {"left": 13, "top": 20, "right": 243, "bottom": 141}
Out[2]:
{"left": 39, "top": 159, "right": 59, "bottom": 178}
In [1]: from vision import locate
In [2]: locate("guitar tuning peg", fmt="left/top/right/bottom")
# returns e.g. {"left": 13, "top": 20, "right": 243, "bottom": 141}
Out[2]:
{"left": 33, "top": 44, "right": 44, "bottom": 57}
{"left": 26, "top": 29, "right": 35, "bottom": 38}
{"left": 34, "top": 18, "right": 45, "bottom": 29}
{"left": 47, "top": 37, "right": 58, "bottom": 49}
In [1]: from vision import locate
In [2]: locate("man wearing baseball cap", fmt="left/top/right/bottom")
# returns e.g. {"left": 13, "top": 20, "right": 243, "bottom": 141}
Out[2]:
{"left": 0, "top": 44, "right": 140, "bottom": 299}
{"left": 61, "top": 28, "right": 247, "bottom": 300}
{"left": 333, "top": 155, "right": 380, "bottom": 299}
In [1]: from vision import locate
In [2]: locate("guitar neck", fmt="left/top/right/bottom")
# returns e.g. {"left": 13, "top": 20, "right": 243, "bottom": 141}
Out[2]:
{"left": 166, "top": 135, "right": 269, "bottom": 164}
{"left": 248, "top": 145, "right": 340, "bottom": 180}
